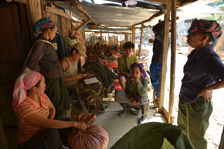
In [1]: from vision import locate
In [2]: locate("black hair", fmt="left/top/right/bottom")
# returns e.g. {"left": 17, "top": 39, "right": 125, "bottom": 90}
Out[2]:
{"left": 123, "top": 41, "right": 135, "bottom": 50}
{"left": 152, "top": 21, "right": 164, "bottom": 34}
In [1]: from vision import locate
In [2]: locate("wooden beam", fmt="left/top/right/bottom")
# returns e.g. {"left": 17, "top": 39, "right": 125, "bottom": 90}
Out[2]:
{"left": 138, "top": 25, "right": 144, "bottom": 59}
{"left": 76, "top": 19, "right": 90, "bottom": 30}
{"left": 144, "top": 0, "right": 167, "bottom": 4}
{"left": 133, "top": 11, "right": 164, "bottom": 26}
{"left": 71, "top": 1, "right": 97, "bottom": 25}
{"left": 85, "top": 30, "right": 132, "bottom": 34}
{"left": 84, "top": 28, "right": 131, "bottom": 32}
{"left": 168, "top": 0, "right": 177, "bottom": 124}
{"left": 159, "top": 2, "right": 170, "bottom": 112}
{"left": 6, "top": 0, "right": 26, "bottom": 3}
{"left": 144, "top": 0, "right": 182, "bottom": 6}
{"left": 45, "top": 6, "right": 78, "bottom": 21}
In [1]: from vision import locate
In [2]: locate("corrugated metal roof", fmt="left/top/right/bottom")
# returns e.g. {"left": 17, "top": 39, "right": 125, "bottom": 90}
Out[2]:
{"left": 54, "top": 1, "right": 160, "bottom": 27}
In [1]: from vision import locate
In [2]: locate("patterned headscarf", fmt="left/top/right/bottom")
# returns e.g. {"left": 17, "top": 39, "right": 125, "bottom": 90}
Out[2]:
{"left": 188, "top": 19, "right": 222, "bottom": 45}
{"left": 130, "top": 63, "right": 148, "bottom": 78}
{"left": 33, "top": 17, "right": 55, "bottom": 32}
{"left": 12, "top": 71, "right": 41, "bottom": 111}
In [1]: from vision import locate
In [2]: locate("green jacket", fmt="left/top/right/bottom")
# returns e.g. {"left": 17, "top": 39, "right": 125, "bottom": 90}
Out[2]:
{"left": 125, "top": 77, "right": 148, "bottom": 98}
{"left": 118, "top": 55, "right": 137, "bottom": 74}
{"left": 111, "top": 122, "right": 194, "bottom": 149}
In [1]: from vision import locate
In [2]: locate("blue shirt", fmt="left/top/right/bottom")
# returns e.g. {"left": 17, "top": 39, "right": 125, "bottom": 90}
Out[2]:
{"left": 179, "top": 44, "right": 224, "bottom": 103}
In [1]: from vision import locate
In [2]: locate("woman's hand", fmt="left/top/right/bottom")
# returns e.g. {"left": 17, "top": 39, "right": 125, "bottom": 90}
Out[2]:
{"left": 199, "top": 89, "right": 212, "bottom": 102}
{"left": 132, "top": 76, "right": 140, "bottom": 84}
{"left": 74, "top": 122, "right": 89, "bottom": 130}
{"left": 75, "top": 73, "right": 88, "bottom": 80}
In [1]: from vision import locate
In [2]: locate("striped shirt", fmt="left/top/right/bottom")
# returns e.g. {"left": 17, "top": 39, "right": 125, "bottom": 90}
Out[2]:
{"left": 15, "top": 93, "right": 50, "bottom": 143}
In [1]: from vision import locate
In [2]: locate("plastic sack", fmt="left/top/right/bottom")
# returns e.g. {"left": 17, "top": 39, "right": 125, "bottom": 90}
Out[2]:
{"left": 67, "top": 113, "right": 109, "bottom": 149}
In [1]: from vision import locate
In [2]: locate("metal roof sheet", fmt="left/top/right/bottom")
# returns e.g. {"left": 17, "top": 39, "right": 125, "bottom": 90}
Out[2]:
{"left": 54, "top": 1, "right": 160, "bottom": 27}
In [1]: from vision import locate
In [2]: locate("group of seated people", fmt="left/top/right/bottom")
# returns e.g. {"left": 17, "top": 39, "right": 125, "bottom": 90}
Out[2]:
{"left": 116, "top": 41, "right": 149, "bottom": 124}
{"left": 12, "top": 17, "right": 149, "bottom": 149}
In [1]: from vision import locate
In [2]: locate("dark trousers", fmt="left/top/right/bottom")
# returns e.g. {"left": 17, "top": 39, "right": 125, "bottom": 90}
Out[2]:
{"left": 17, "top": 128, "right": 71, "bottom": 149}
{"left": 178, "top": 97, "right": 213, "bottom": 149}
{"left": 149, "top": 63, "right": 161, "bottom": 98}
{"left": 45, "top": 77, "right": 69, "bottom": 119}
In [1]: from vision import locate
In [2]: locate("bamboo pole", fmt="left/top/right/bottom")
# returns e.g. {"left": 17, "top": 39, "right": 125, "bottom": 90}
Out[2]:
{"left": 168, "top": 0, "right": 176, "bottom": 123}
{"left": 159, "top": 2, "right": 170, "bottom": 113}
{"left": 138, "top": 25, "right": 144, "bottom": 59}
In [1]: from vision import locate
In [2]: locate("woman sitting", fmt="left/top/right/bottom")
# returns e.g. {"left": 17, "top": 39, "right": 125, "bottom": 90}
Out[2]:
{"left": 13, "top": 71, "right": 89, "bottom": 149}
{"left": 60, "top": 47, "right": 89, "bottom": 87}
{"left": 115, "top": 62, "right": 149, "bottom": 124}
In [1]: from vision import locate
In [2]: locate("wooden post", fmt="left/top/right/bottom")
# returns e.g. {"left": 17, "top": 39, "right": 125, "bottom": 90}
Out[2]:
{"left": 83, "top": 29, "right": 86, "bottom": 42}
{"left": 159, "top": 2, "right": 170, "bottom": 112}
{"left": 168, "top": 0, "right": 177, "bottom": 123}
{"left": 125, "top": 33, "right": 128, "bottom": 42}
{"left": 100, "top": 29, "right": 102, "bottom": 44}
{"left": 132, "top": 26, "right": 135, "bottom": 44}
{"left": 27, "top": 0, "right": 42, "bottom": 24}
{"left": 76, "top": 19, "right": 90, "bottom": 30}
{"left": 138, "top": 25, "right": 144, "bottom": 59}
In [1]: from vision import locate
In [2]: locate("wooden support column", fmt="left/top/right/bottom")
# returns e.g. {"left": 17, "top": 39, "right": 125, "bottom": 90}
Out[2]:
{"left": 76, "top": 19, "right": 90, "bottom": 30}
{"left": 100, "top": 29, "right": 102, "bottom": 44}
{"left": 125, "top": 34, "right": 128, "bottom": 42}
{"left": 159, "top": 2, "right": 170, "bottom": 113}
{"left": 132, "top": 26, "right": 135, "bottom": 44}
{"left": 168, "top": 0, "right": 177, "bottom": 123}
{"left": 138, "top": 25, "right": 144, "bottom": 59}
{"left": 27, "top": 0, "right": 42, "bottom": 24}
{"left": 83, "top": 29, "right": 86, "bottom": 42}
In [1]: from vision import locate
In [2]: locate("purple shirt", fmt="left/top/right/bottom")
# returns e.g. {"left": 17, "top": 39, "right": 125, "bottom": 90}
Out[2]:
{"left": 179, "top": 44, "right": 224, "bottom": 103}
{"left": 26, "top": 40, "right": 63, "bottom": 78}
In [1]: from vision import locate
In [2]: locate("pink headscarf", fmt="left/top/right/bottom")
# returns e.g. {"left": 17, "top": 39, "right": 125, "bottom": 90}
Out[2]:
{"left": 12, "top": 71, "right": 42, "bottom": 111}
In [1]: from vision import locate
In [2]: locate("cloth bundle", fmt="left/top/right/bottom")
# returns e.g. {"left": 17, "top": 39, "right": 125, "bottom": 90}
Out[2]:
{"left": 67, "top": 113, "right": 109, "bottom": 149}
{"left": 188, "top": 19, "right": 222, "bottom": 45}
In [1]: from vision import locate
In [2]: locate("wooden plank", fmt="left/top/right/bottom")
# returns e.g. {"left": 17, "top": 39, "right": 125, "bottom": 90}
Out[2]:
{"left": 168, "top": 0, "right": 177, "bottom": 123}
{"left": 45, "top": 6, "right": 75, "bottom": 21}
{"left": 67, "top": 18, "right": 72, "bottom": 34}
{"left": 76, "top": 19, "right": 90, "bottom": 30}
{"left": 6, "top": 0, "right": 26, "bottom": 3}
{"left": 27, "top": 0, "right": 42, "bottom": 24}
{"left": 144, "top": 0, "right": 182, "bottom": 6}
{"left": 144, "top": 0, "right": 167, "bottom": 4}
{"left": 159, "top": 2, "right": 170, "bottom": 112}
{"left": 85, "top": 30, "right": 131, "bottom": 34}
{"left": 60, "top": 17, "right": 67, "bottom": 36}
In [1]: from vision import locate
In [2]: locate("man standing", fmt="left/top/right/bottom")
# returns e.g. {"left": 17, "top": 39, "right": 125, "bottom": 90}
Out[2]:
{"left": 149, "top": 21, "right": 164, "bottom": 104}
